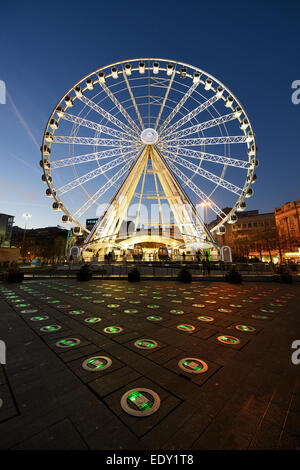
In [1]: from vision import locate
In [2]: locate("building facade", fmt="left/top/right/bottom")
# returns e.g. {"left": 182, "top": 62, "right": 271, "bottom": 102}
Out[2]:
{"left": 275, "top": 199, "right": 300, "bottom": 262}
{"left": 0, "top": 213, "right": 14, "bottom": 248}
{"left": 211, "top": 210, "right": 280, "bottom": 262}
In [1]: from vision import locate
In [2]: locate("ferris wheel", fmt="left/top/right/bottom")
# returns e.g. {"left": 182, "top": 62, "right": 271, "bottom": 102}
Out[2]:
{"left": 41, "top": 58, "right": 258, "bottom": 243}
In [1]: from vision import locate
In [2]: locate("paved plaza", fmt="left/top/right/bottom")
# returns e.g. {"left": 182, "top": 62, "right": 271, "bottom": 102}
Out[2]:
{"left": 0, "top": 279, "right": 299, "bottom": 450}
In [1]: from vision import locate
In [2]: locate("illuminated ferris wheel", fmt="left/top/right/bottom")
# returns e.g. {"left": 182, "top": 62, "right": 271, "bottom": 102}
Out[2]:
{"left": 40, "top": 58, "right": 258, "bottom": 249}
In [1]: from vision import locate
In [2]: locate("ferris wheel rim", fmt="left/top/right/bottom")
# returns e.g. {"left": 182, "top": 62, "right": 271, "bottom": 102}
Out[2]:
{"left": 41, "top": 58, "right": 257, "bottom": 236}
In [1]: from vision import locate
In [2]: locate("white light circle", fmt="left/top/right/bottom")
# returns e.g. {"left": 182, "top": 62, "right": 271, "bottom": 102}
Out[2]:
{"left": 140, "top": 128, "right": 158, "bottom": 144}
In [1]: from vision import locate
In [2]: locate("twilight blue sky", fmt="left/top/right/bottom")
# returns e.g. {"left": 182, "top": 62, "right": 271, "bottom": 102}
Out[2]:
{"left": 0, "top": 0, "right": 299, "bottom": 229}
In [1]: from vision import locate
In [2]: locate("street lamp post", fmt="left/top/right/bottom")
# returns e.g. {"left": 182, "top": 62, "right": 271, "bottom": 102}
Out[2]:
{"left": 22, "top": 213, "right": 32, "bottom": 259}
{"left": 200, "top": 201, "right": 212, "bottom": 228}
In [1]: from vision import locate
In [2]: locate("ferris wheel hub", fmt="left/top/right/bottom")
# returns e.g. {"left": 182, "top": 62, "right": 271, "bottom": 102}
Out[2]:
{"left": 140, "top": 128, "right": 158, "bottom": 144}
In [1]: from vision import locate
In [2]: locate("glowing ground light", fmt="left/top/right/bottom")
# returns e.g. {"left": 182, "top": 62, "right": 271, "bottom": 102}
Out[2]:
{"left": 124, "top": 309, "right": 138, "bottom": 314}
{"left": 178, "top": 358, "right": 208, "bottom": 374}
{"left": 170, "top": 310, "right": 184, "bottom": 315}
{"left": 84, "top": 317, "right": 102, "bottom": 323}
{"left": 69, "top": 310, "right": 85, "bottom": 315}
{"left": 21, "top": 309, "right": 38, "bottom": 313}
{"left": 129, "top": 300, "right": 140, "bottom": 304}
{"left": 218, "top": 308, "right": 232, "bottom": 313}
{"left": 235, "top": 325, "right": 256, "bottom": 332}
{"left": 192, "top": 304, "right": 205, "bottom": 308}
{"left": 107, "top": 304, "right": 120, "bottom": 309}
{"left": 48, "top": 300, "right": 60, "bottom": 304}
{"left": 103, "top": 326, "right": 123, "bottom": 334}
{"left": 251, "top": 314, "right": 268, "bottom": 319}
{"left": 103, "top": 294, "right": 112, "bottom": 297}
{"left": 134, "top": 339, "right": 158, "bottom": 349}
{"left": 121, "top": 388, "right": 160, "bottom": 417}
{"left": 260, "top": 308, "right": 274, "bottom": 313}
{"left": 40, "top": 324, "right": 62, "bottom": 332}
{"left": 56, "top": 338, "right": 81, "bottom": 348}
{"left": 82, "top": 297, "right": 92, "bottom": 300}
{"left": 217, "top": 335, "right": 240, "bottom": 345}
{"left": 205, "top": 300, "right": 216, "bottom": 304}
{"left": 197, "top": 316, "right": 214, "bottom": 322}
{"left": 82, "top": 356, "right": 112, "bottom": 371}
{"left": 147, "top": 315, "right": 163, "bottom": 321}
{"left": 153, "top": 297, "right": 162, "bottom": 300}
{"left": 147, "top": 305, "right": 160, "bottom": 309}
{"left": 30, "top": 316, "right": 49, "bottom": 321}
{"left": 242, "top": 300, "right": 253, "bottom": 303}
{"left": 177, "top": 324, "right": 195, "bottom": 332}
{"left": 230, "top": 304, "right": 242, "bottom": 308}
{"left": 93, "top": 300, "right": 105, "bottom": 304}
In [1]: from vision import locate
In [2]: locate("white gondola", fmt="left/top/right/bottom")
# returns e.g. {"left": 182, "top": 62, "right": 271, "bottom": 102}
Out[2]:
{"left": 44, "top": 132, "right": 53, "bottom": 143}
{"left": 56, "top": 106, "right": 64, "bottom": 118}
{"left": 139, "top": 62, "right": 145, "bottom": 74}
{"left": 248, "top": 144, "right": 256, "bottom": 156}
{"left": 49, "top": 118, "right": 58, "bottom": 130}
{"left": 73, "top": 226, "right": 82, "bottom": 235}
{"left": 46, "top": 188, "right": 53, "bottom": 197}
{"left": 204, "top": 78, "right": 212, "bottom": 90}
{"left": 86, "top": 78, "right": 94, "bottom": 90}
{"left": 125, "top": 63, "right": 132, "bottom": 76}
{"left": 216, "top": 86, "right": 224, "bottom": 97}
{"left": 180, "top": 67, "right": 187, "bottom": 78}
{"left": 111, "top": 67, "right": 118, "bottom": 79}
{"left": 247, "top": 131, "right": 254, "bottom": 142}
{"left": 234, "top": 106, "right": 242, "bottom": 117}
{"left": 236, "top": 201, "right": 246, "bottom": 211}
{"left": 245, "top": 188, "right": 254, "bottom": 198}
{"left": 97, "top": 71, "right": 106, "bottom": 83}
{"left": 166, "top": 63, "right": 173, "bottom": 75}
{"left": 42, "top": 174, "right": 52, "bottom": 183}
{"left": 52, "top": 202, "right": 62, "bottom": 211}
{"left": 193, "top": 72, "right": 200, "bottom": 84}
{"left": 216, "top": 226, "right": 226, "bottom": 235}
{"left": 225, "top": 95, "right": 234, "bottom": 107}
{"left": 228, "top": 214, "right": 238, "bottom": 224}
{"left": 64, "top": 95, "right": 73, "bottom": 107}
{"left": 240, "top": 118, "right": 249, "bottom": 130}
{"left": 153, "top": 62, "right": 159, "bottom": 74}
{"left": 41, "top": 145, "right": 51, "bottom": 156}
{"left": 74, "top": 86, "right": 83, "bottom": 98}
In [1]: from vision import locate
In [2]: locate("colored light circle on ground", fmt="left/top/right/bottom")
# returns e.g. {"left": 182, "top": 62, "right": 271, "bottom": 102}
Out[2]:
{"left": 121, "top": 388, "right": 160, "bottom": 417}
{"left": 177, "top": 324, "right": 195, "bottom": 332}
{"left": 147, "top": 315, "right": 162, "bottom": 321}
{"left": 170, "top": 310, "right": 184, "bottom": 315}
{"left": 235, "top": 324, "right": 256, "bottom": 332}
{"left": 192, "top": 304, "right": 205, "bottom": 308}
{"left": 178, "top": 358, "right": 208, "bottom": 374}
{"left": 30, "top": 316, "right": 49, "bottom": 321}
{"left": 218, "top": 308, "right": 232, "bottom": 313}
{"left": 82, "top": 356, "right": 112, "bottom": 371}
{"left": 124, "top": 309, "right": 138, "bottom": 314}
{"left": 197, "top": 316, "right": 214, "bottom": 322}
{"left": 40, "top": 324, "right": 61, "bottom": 332}
{"left": 104, "top": 326, "right": 123, "bottom": 334}
{"left": 56, "top": 338, "right": 81, "bottom": 348}
{"left": 69, "top": 310, "right": 85, "bottom": 315}
{"left": 134, "top": 339, "right": 158, "bottom": 349}
{"left": 84, "top": 317, "right": 102, "bottom": 323}
{"left": 217, "top": 335, "right": 240, "bottom": 344}
{"left": 21, "top": 309, "right": 38, "bottom": 313}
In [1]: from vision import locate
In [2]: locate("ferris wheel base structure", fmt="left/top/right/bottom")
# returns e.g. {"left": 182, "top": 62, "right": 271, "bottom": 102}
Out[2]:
{"left": 82, "top": 143, "right": 219, "bottom": 261}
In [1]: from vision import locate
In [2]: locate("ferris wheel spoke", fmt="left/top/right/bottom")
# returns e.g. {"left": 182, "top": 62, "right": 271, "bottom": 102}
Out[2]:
{"left": 158, "top": 146, "right": 249, "bottom": 169}
{"left": 52, "top": 136, "right": 134, "bottom": 146}
{"left": 122, "top": 69, "right": 144, "bottom": 130}
{"left": 165, "top": 153, "right": 242, "bottom": 195}
{"left": 162, "top": 113, "right": 237, "bottom": 141}
{"left": 157, "top": 80, "right": 199, "bottom": 134}
{"left": 73, "top": 159, "right": 134, "bottom": 219}
{"left": 160, "top": 94, "right": 221, "bottom": 138}
{"left": 162, "top": 157, "right": 227, "bottom": 219}
{"left": 78, "top": 94, "right": 137, "bottom": 137}
{"left": 57, "top": 154, "right": 136, "bottom": 196}
{"left": 61, "top": 112, "right": 136, "bottom": 140}
{"left": 169, "top": 135, "right": 249, "bottom": 147}
{"left": 51, "top": 146, "right": 142, "bottom": 169}
{"left": 154, "top": 68, "right": 176, "bottom": 130}
{"left": 98, "top": 81, "right": 142, "bottom": 135}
